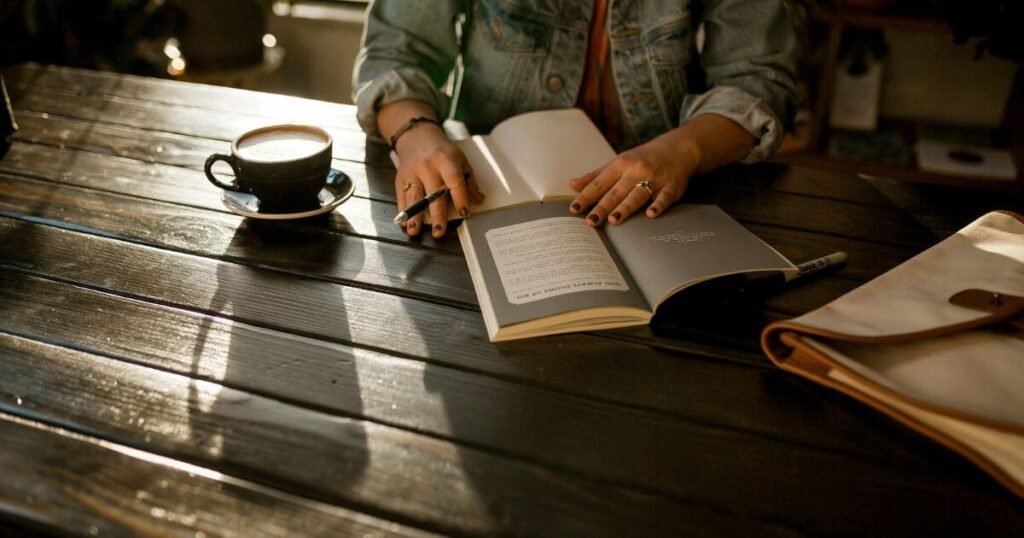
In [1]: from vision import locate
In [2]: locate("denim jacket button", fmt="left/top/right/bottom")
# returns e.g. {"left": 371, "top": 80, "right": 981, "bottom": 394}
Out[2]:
{"left": 546, "top": 75, "right": 564, "bottom": 92}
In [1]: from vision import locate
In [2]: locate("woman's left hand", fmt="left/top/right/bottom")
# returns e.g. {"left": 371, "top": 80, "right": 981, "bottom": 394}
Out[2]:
{"left": 568, "top": 114, "right": 756, "bottom": 227}
{"left": 568, "top": 128, "right": 701, "bottom": 226}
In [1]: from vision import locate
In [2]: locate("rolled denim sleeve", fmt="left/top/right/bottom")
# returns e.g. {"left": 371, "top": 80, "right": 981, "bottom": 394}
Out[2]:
{"left": 352, "top": 0, "right": 465, "bottom": 138}
{"left": 681, "top": 0, "right": 800, "bottom": 162}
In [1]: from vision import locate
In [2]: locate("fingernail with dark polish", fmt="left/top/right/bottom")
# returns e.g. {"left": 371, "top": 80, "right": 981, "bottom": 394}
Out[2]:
{"left": 408, "top": 221, "right": 417, "bottom": 230}
{"left": 571, "top": 203, "right": 581, "bottom": 212}
{"left": 611, "top": 211, "right": 621, "bottom": 222}
{"left": 433, "top": 224, "right": 443, "bottom": 234}
{"left": 588, "top": 214, "right": 600, "bottom": 223}
{"left": 459, "top": 207, "right": 469, "bottom": 217}
{"left": 648, "top": 207, "right": 658, "bottom": 215}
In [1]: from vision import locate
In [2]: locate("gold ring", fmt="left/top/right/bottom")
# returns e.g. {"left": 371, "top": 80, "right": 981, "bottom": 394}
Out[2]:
{"left": 448, "top": 180, "right": 466, "bottom": 191}
{"left": 403, "top": 183, "right": 425, "bottom": 193}
{"left": 634, "top": 179, "right": 654, "bottom": 198}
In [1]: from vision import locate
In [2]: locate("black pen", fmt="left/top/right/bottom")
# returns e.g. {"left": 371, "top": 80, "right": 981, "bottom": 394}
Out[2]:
{"left": 394, "top": 185, "right": 450, "bottom": 225}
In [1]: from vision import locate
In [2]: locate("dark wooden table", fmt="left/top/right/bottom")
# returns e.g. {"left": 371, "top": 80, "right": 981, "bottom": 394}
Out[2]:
{"left": 1, "top": 64, "right": 1022, "bottom": 537}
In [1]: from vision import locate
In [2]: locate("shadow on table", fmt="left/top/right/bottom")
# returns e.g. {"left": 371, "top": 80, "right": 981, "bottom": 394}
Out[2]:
{"left": 186, "top": 216, "right": 369, "bottom": 497}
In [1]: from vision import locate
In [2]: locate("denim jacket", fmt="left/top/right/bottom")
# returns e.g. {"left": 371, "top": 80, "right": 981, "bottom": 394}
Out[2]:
{"left": 354, "top": 0, "right": 799, "bottom": 161}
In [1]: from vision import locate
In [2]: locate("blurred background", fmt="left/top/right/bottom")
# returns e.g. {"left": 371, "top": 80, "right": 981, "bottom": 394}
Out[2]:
{"left": 0, "top": 0, "right": 367, "bottom": 103}
{"left": 1, "top": 0, "right": 1021, "bottom": 190}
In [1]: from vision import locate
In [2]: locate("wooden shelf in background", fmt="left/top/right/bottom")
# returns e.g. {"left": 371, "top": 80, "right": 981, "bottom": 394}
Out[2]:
{"left": 793, "top": 7, "right": 1023, "bottom": 192}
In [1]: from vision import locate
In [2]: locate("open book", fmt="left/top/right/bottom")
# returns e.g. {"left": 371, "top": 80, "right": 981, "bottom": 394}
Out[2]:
{"left": 393, "top": 109, "right": 607, "bottom": 222}
{"left": 762, "top": 211, "right": 1024, "bottom": 499}
{"left": 452, "top": 109, "right": 796, "bottom": 341}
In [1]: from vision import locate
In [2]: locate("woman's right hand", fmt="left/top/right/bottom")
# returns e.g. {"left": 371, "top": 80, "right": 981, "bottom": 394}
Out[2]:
{"left": 393, "top": 124, "right": 483, "bottom": 238}
{"left": 379, "top": 100, "right": 483, "bottom": 239}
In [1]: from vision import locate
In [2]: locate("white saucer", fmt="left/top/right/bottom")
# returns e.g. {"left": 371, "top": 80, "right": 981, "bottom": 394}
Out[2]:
{"left": 221, "top": 169, "right": 354, "bottom": 220}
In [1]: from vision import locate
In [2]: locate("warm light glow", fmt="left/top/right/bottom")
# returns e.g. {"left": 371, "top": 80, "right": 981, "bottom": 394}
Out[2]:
{"left": 167, "top": 57, "right": 187, "bottom": 76}
{"left": 262, "top": 33, "right": 277, "bottom": 48}
{"left": 163, "top": 37, "right": 181, "bottom": 59}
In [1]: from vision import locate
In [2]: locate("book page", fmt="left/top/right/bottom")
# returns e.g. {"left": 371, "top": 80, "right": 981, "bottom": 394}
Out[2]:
{"left": 605, "top": 205, "right": 796, "bottom": 308}
{"left": 455, "top": 136, "right": 540, "bottom": 213}
{"left": 461, "top": 200, "right": 649, "bottom": 328}
{"left": 486, "top": 217, "right": 629, "bottom": 305}
{"left": 488, "top": 109, "right": 616, "bottom": 199}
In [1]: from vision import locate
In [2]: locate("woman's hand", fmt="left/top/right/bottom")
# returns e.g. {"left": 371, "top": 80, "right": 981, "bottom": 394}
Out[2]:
{"left": 568, "top": 114, "right": 756, "bottom": 226}
{"left": 393, "top": 125, "right": 483, "bottom": 238}
{"left": 380, "top": 100, "right": 484, "bottom": 238}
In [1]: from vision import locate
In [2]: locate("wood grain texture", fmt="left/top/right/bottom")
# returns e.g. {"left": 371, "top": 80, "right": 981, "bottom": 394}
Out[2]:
{"left": 866, "top": 176, "right": 1024, "bottom": 238}
{"left": 0, "top": 224, "right": 920, "bottom": 465}
{"left": 686, "top": 168, "right": 938, "bottom": 248}
{"left": 5, "top": 82, "right": 390, "bottom": 168}
{"left": 0, "top": 163, "right": 878, "bottom": 368}
{"left": 0, "top": 412, "right": 432, "bottom": 537}
{"left": 0, "top": 332, "right": 785, "bottom": 537}
{"left": 1, "top": 288, "right": 1021, "bottom": 536}
{"left": 0, "top": 140, "right": 455, "bottom": 253}
{"left": 3, "top": 66, "right": 1019, "bottom": 536}
{"left": 0, "top": 170, "right": 862, "bottom": 332}
{"left": 758, "top": 163, "right": 896, "bottom": 206}
{"left": 0, "top": 140, "right": 915, "bottom": 279}
{"left": 6, "top": 111, "right": 398, "bottom": 203}
{"left": 0, "top": 173, "right": 476, "bottom": 307}
{"left": 6, "top": 63, "right": 365, "bottom": 133}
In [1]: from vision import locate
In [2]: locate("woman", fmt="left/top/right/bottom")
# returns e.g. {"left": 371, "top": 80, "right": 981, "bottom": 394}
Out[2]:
{"left": 354, "top": 0, "right": 799, "bottom": 238}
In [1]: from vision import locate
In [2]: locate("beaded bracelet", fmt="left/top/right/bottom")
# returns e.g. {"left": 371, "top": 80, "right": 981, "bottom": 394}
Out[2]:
{"left": 388, "top": 116, "right": 442, "bottom": 152}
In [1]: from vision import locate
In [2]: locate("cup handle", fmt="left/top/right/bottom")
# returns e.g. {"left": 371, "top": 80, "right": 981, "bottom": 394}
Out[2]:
{"left": 204, "top": 153, "right": 245, "bottom": 192}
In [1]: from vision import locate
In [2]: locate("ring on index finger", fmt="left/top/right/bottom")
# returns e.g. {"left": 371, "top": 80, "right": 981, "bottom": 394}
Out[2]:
{"left": 403, "top": 183, "right": 425, "bottom": 193}
{"left": 634, "top": 179, "right": 654, "bottom": 199}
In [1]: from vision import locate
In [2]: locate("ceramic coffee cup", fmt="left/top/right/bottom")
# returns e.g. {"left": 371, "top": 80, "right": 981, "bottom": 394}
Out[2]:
{"left": 205, "top": 124, "right": 333, "bottom": 212}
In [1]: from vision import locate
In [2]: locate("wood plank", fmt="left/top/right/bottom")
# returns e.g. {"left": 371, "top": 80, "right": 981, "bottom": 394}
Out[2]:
{"left": 6, "top": 80, "right": 393, "bottom": 169}
{"left": 6, "top": 63, "right": 365, "bottom": 133}
{"left": 1, "top": 140, "right": 921, "bottom": 274}
{"left": 2, "top": 301, "right": 1021, "bottom": 536}
{"left": 0, "top": 173, "right": 477, "bottom": 307}
{"left": 0, "top": 412, "right": 431, "bottom": 537}
{"left": 746, "top": 223, "right": 914, "bottom": 283}
{"left": 0, "top": 169, "right": 871, "bottom": 368}
{"left": 0, "top": 231, "right": 1011, "bottom": 526}
{"left": 0, "top": 145, "right": 898, "bottom": 320}
{"left": 0, "top": 140, "right": 457, "bottom": 253}
{"left": 0, "top": 140, "right": 892, "bottom": 354}
{"left": 0, "top": 145, "right": 891, "bottom": 322}
{"left": 0, "top": 225, "right": 914, "bottom": 463}
{"left": 0, "top": 332, "right": 785, "bottom": 537}
{"left": 756, "top": 162, "right": 895, "bottom": 206}
{"left": 866, "top": 176, "right": 1024, "bottom": 238}
{"left": 0, "top": 172, "right": 860, "bottom": 363}
{"left": 0, "top": 165, "right": 856, "bottom": 314}
{"left": 7, "top": 111, "right": 398, "bottom": 203}
{"left": 687, "top": 167, "right": 939, "bottom": 249}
